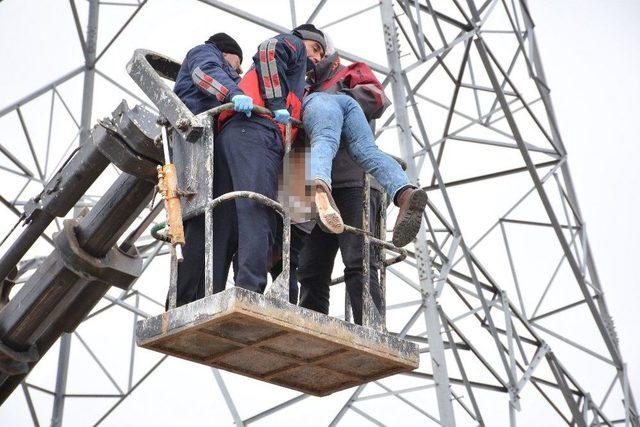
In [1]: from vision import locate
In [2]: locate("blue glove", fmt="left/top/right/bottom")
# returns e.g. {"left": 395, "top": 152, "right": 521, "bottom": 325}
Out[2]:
{"left": 232, "top": 94, "right": 253, "bottom": 117}
{"left": 273, "top": 109, "right": 291, "bottom": 124}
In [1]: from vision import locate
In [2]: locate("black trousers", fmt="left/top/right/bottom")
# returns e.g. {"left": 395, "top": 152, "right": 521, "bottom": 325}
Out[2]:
{"left": 175, "top": 116, "right": 283, "bottom": 307}
{"left": 297, "top": 187, "right": 383, "bottom": 325}
{"left": 175, "top": 214, "right": 207, "bottom": 306}
{"left": 269, "top": 222, "right": 309, "bottom": 304}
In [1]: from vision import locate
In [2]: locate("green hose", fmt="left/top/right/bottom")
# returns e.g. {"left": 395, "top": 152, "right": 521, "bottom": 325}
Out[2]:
{"left": 151, "top": 222, "right": 170, "bottom": 242}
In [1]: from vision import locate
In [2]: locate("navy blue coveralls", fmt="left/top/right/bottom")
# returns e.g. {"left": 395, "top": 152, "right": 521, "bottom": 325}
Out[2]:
{"left": 173, "top": 42, "right": 243, "bottom": 306}
{"left": 212, "top": 34, "right": 308, "bottom": 300}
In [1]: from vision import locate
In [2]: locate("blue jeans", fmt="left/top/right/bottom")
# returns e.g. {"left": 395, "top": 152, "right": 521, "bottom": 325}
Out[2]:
{"left": 302, "top": 92, "right": 410, "bottom": 199}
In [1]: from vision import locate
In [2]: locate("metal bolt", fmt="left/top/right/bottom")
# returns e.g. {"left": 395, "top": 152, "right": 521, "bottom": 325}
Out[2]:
{"left": 176, "top": 118, "right": 190, "bottom": 130}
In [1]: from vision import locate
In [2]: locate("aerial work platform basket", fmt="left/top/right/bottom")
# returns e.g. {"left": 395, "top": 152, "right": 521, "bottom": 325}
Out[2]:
{"left": 128, "top": 49, "right": 419, "bottom": 396}
{"left": 137, "top": 288, "right": 417, "bottom": 396}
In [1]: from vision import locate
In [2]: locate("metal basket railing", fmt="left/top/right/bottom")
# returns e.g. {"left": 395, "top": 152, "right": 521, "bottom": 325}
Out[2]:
{"left": 128, "top": 49, "right": 407, "bottom": 331}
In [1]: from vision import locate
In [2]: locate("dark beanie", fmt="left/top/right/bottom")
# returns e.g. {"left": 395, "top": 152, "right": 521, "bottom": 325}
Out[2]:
{"left": 206, "top": 33, "right": 243, "bottom": 62}
{"left": 292, "top": 24, "right": 326, "bottom": 54}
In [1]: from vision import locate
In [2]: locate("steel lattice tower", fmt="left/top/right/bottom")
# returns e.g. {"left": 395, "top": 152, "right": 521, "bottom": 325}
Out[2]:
{"left": 0, "top": 1, "right": 637, "bottom": 425}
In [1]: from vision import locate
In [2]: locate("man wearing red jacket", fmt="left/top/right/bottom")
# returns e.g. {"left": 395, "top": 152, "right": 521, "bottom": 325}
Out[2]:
{"left": 211, "top": 25, "right": 324, "bottom": 298}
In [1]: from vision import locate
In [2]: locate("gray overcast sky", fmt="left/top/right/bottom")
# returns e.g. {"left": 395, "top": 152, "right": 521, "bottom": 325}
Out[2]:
{"left": 0, "top": 0, "right": 638, "bottom": 425}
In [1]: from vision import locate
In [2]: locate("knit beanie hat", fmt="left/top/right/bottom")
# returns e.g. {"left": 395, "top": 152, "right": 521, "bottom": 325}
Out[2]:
{"left": 206, "top": 33, "right": 243, "bottom": 63}
{"left": 292, "top": 24, "right": 326, "bottom": 54}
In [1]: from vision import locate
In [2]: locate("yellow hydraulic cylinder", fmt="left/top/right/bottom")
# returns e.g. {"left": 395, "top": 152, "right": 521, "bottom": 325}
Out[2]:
{"left": 157, "top": 163, "right": 185, "bottom": 248}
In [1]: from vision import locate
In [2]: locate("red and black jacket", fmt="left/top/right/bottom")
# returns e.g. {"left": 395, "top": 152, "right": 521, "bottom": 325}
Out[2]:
{"left": 219, "top": 34, "right": 309, "bottom": 143}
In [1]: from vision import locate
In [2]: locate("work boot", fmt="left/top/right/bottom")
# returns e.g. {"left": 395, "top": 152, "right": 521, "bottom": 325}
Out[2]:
{"left": 314, "top": 179, "right": 344, "bottom": 234}
{"left": 392, "top": 187, "right": 428, "bottom": 247}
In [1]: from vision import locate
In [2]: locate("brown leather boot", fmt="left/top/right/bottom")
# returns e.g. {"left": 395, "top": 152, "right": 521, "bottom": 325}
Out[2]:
{"left": 314, "top": 179, "right": 344, "bottom": 234}
{"left": 392, "top": 187, "right": 428, "bottom": 247}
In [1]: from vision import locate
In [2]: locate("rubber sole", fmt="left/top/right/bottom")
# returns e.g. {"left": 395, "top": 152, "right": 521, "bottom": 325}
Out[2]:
{"left": 392, "top": 190, "right": 428, "bottom": 247}
{"left": 315, "top": 182, "right": 344, "bottom": 234}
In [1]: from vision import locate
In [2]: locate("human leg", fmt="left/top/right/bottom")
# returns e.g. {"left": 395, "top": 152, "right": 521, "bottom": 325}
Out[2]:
{"left": 220, "top": 118, "right": 283, "bottom": 293}
{"left": 334, "top": 188, "right": 383, "bottom": 325}
{"left": 175, "top": 214, "right": 206, "bottom": 307}
{"left": 303, "top": 92, "right": 346, "bottom": 233}
{"left": 337, "top": 94, "right": 428, "bottom": 247}
{"left": 269, "top": 222, "right": 308, "bottom": 304}
{"left": 210, "top": 129, "right": 238, "bottom": 293}
{"left": 336, "top": 94, "right": 410, "bottom": 200}
{"left": 298, "top": 224, "right": 340, "bottom": 314}
{"left": 302, "top": 92, "right": 344, "bottom": 187}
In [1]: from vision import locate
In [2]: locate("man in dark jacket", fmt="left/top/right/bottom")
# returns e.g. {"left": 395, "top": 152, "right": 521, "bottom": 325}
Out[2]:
{"left": 174, "top": 33, "right": 257, "bottom": 307}
{"left": 297, "top": 51, "right": 392, "bottom": 324}
{"left": 174, "top": 33, "right": 251, "bottom": 115}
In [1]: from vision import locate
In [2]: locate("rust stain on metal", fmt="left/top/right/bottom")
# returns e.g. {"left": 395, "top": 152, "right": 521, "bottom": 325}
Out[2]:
{"left": 161, "top": 311, "right": 169, "bottom": 334}
{"left": 157, "top": 163, "right": 184, "bottom": 246}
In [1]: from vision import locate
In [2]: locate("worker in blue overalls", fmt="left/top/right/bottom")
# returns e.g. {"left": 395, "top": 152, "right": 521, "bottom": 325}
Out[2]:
{"left": 173, "top": 33, "right": 254, "bottom": 307}
{"left": 214, "top": 25, "right": 325, "bottom": 300}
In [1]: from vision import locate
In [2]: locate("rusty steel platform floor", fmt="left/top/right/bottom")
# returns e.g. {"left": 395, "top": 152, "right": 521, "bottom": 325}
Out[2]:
{"left": 136, "top": 287, "right": 419, "bottom": 396}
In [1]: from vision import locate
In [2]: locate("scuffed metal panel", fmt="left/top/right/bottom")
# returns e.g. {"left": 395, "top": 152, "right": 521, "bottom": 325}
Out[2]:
{"left": 171, "top": 115, "right": 214, "bottom": 220}
{"left": 127, "top": 49, "right": 202, "bottom": 142}
{"left": 111, "top": 100, "right": 162, "bottom": 163}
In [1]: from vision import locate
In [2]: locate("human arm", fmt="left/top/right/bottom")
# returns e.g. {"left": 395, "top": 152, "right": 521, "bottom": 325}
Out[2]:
{"left": 188, "top": 45, "right": 244, "bottom": 103}
{"left": 253, "top": 34, "right": 306, "bottom": 111}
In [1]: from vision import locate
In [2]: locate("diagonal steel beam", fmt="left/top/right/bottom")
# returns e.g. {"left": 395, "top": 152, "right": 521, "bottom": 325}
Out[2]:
{"left": 380, "top": 1, "right": 456, "bottom": 423}
{"left": 69, "top": 0, "right": 89, "bottom": 63}
{"left": 94, "top": 0, "right": 148, "bottom": 64}
{"left": 306, "top": 0, "right": 328, "bottom": 24}
{"left": 16, "top": 108, "right": 45, "bottom": 181}
{"left": 547, "top": 353, "right": 588, "bottom": 427}
{"left": 0, "top": 68, "right": 86, "bottom": 119}
{"left": 474, "top": 35, "right": 623, "bottom": 369}
{"left": 212, "top": 369, "right": 244, "bottom": 426}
